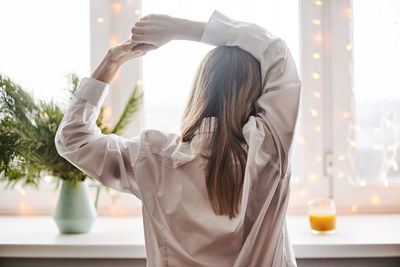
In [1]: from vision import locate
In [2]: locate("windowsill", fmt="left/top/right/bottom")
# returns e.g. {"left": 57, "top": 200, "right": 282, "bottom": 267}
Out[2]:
{"left": 0, "top": 214, "right": 399, "bottom": 259}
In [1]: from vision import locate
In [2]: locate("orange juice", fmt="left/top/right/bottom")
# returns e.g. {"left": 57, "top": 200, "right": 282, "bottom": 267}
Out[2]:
{"left": 308, "top": 213, "right": 336, "bottom": 231}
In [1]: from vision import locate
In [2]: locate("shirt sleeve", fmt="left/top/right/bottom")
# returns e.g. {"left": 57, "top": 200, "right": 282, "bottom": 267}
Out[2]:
{"left": 200, "top": 10, "right": 302, "bottom": 171}
{"left": 55, "top": 77, "right": 142, "bottom": 199}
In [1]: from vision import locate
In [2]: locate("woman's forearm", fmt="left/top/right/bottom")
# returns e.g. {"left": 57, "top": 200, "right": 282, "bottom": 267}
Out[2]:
{"left": 90, "top": 50, "right": 122, "bottom": 84}
{"left": 91, "top": 17, "right": 206, "bottom": 85}
{"left": 174, "top": 18, "right": 207, "bottom": 42}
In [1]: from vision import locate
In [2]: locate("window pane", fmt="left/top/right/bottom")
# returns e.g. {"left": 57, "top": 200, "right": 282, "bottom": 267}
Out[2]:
{"left": 353, "top": 0, "right": 400, "bottom": 184}
{"left": 0, "top": 0, "right": 90, "bottom": 106}
{"left": 142, "top": 0, "right": 301, "bottom": 180}
{"left": 0, "top": 0, "right": 91, "bottom": 215}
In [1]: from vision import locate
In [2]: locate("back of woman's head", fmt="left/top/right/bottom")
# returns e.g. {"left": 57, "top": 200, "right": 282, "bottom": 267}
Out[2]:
{"left": 181, "top": 46, "right": 262, "bottom": 219}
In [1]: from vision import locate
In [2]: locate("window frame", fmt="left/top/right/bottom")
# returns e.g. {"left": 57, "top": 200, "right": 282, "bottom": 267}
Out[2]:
{"left": 91, "top": 0, "right": 144, "bottom": 138}
{"left": 287, "top": 0, "right": 331, "bottom": 215}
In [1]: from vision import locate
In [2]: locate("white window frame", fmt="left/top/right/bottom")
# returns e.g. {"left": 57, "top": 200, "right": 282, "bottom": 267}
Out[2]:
{"left": 287, "top": 0, "right": 330, "bottom": 215}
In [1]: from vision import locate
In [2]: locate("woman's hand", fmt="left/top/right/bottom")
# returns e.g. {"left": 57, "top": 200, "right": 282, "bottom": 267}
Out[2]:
{"left": 108, "top": 38, "right": 157, "bottom": 65}
{"left": 90, "top": 39, "right": 156, "bottom": 84}
{"left": 130, "top": 14, "right": 178, "bottom": 50}
{"left": 130, "top": 14, "right": 206, "bottom": 51}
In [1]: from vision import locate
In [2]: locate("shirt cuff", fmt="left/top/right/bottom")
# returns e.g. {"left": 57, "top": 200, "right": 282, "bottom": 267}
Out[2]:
{"left": 73, "top": 77, "right": 109, "bottom": 106}
{"left": 200, "top": 10, "right": 235, "bottom": 46}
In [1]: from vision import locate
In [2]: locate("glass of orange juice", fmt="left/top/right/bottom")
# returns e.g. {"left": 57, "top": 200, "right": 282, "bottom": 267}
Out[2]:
{"left": 307, "top": 197, "right": 336, "bottom": 235}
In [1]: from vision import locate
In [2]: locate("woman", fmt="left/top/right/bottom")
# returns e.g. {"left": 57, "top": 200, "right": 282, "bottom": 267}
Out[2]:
{"left": 56, "top": 10, "right": 301, "bottom": 267}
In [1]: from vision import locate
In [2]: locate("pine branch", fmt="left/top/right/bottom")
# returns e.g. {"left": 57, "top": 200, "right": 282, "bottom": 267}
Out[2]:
{"left": 0, "top": 73, "right": 38, "bottom": 127}
{"left": 111, "top": 85, "right": 143, "bottom": 135}
{"left": 0, "top": 72, "right": 142, "bottom": 191}
{"left": 66, "top": 73, "right": 80, "bottom": 95}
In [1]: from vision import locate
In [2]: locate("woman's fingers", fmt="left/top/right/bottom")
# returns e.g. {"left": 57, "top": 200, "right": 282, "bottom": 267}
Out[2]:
{"left": 140, "top": 14, "right": 153, "bottom": 21}
{"left": 134, "top": 21, "right": 148, "bottom": 27}
{"left": 121, "top": 39, "right": 139, "bottom": 48}
{"left": 131, "top": 43, "right": 158, "bottom": 52}
{"left": 132, "top": 26, "right": 148, "bottom": 34}
{"left": 131, "top": 33, "right": 151, "bottom": 44}
{"left": 131, "top": 14, "right": 156, "bottom": 33}
{"left": 130, "top": 14, "right": 174, "bottom": 48}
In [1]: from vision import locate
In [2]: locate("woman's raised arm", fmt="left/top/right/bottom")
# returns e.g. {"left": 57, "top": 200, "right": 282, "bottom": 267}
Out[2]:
{"left": 200, "top": 10, "right": 302, "bottom": 172}
{"left": 130, "top": 14, "right": 206, "bottom": 49}
{"left": 55, "top": 38, "right": 156, "bottom": 198}
{"left": 131, "top": 10, "right": 302, "bottom": 172}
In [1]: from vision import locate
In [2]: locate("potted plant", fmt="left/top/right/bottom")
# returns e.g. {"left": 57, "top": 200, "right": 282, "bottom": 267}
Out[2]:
{"left": 0, "top": 73, "right": 142, "bottom": 233}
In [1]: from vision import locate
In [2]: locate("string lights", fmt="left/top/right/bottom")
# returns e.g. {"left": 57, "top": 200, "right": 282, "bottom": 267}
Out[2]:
{"left": 300, "top": 189, "right": 307, "bottom": 197}
{"left": 109, "top": 36, "right": 119, "bottom": 46}
{"left": 43, "top": 175, "right": 52, "bottom": 183}
{"left": 103, "top": 106, "right": 112, "bottom": 118}
{"left": 296, "top": 0, "right": 400, "bottom": 213}
{"left": 311, "top": 109, "right": 318, "bottom": 117}
{"left": 111, "top": 2, "right": 122, "bottom": 12}
{"left": 351, "top": 204, "right": 357, "bottom": 212}
{"left": 344, "top": 0, "right": 400, "bottom": 211}
{"left": 314, "top": 33, "right": 323, "bottom": 43}
{"left": 371, "top": 194, "right": 379, "bottom": 205}
{"left": 308, "top": 173, "right": 318, "bottom": 183}
{"left": 312, "top": 72, "right": 320, "bottom": 80}
{"left": 296, "top": 0, "right": 325, "bottom": 199}
{"left": 313, "top": 19, "right": 321, "bottom": 25}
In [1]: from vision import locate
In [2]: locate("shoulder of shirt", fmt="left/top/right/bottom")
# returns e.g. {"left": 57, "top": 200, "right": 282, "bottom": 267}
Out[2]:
{"left": 139, "top": 129, "right": 183, "bottom": 156}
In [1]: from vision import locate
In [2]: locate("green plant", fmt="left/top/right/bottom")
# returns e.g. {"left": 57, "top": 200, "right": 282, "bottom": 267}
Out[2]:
{"left": 0, "top": 73, "right": 142, "bottom": 191}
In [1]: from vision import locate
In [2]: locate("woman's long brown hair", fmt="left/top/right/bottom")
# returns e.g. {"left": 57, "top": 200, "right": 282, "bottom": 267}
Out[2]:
{"left": 180, "top": 46, "right": 262, "bottom": 219}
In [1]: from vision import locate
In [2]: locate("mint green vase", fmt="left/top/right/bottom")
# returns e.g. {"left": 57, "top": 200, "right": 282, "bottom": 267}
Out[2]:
{"left": 53, "top": 179, "right": 98, "bottom": 234}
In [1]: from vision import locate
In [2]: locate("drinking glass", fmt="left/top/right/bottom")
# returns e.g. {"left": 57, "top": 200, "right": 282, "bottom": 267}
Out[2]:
{"left": 307, "top": 197, "right": 336, "bottom": 235}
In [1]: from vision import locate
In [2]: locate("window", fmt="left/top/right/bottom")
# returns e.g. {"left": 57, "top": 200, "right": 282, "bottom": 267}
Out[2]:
{"left": 1, "top": 0, "right": 399, "bottom": 216}
{"left": 352, "top": 0, "right": 400, "bottom": 184}
{"left": 0, "top": 0, "right": 90, "bottom": 105}
{"left": 328, "top": 0, "right": 399, "bottom": 213}
{"left": 289, "top": 0, "right": 400, "bottom": 214}
{"left": 0, "top": 0, "right": 93, "bottom": 215}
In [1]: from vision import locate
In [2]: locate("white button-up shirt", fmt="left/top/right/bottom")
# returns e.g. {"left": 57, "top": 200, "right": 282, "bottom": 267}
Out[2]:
{"left": 55, "top": 9, "right": 301, "bottom": 267}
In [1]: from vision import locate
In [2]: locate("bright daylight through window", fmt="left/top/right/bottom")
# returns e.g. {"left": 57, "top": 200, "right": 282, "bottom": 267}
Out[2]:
{"left": 352, "top": 0, "right": 400, "bottom": 185}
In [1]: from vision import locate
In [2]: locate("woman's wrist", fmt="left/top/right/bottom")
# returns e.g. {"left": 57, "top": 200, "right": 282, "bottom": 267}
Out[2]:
{"left": 174, "top": 18, "right": 206, "bottom": 42}
{"left": 90, "top": 50, "right": 122, "bottom": 84}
